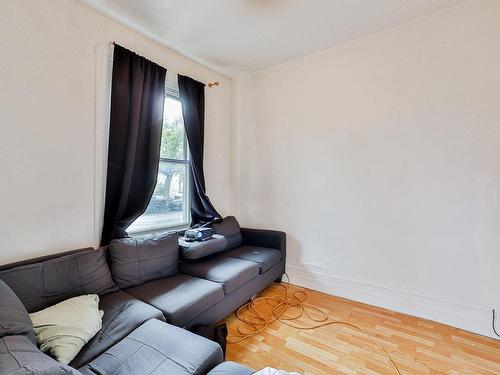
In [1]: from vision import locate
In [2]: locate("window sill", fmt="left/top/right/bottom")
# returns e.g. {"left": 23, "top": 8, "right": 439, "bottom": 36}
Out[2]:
{"left": 127, "top": 222, "right": 190, "bottom": 236}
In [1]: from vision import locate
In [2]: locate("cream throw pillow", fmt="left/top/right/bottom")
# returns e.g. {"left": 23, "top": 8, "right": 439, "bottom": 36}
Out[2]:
{"left": 29, "top": 294, "right": 104, "bottom": 364}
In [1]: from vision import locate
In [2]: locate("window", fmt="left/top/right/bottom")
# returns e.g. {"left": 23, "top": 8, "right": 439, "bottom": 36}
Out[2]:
{"left": 128, "top": 80, "right": 190, "bottom": 233}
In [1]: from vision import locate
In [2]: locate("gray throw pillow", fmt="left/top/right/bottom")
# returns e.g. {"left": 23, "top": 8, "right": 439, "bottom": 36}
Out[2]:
{"left": 109, "top": 232, "right": 179, "bottom": 289}
{"left": 0, "top": 280, "right": 36, "bottom": 345}
{"left": 212, "top": 216, "right": 243, "bottom": 250}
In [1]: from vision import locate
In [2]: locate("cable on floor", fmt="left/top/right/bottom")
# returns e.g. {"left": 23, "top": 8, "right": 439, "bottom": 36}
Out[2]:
{"left": 226, "top": 273, "right": 402, "bottom": 375}
{"left": 493, "top": 309, "right": 500, "bottom": 338}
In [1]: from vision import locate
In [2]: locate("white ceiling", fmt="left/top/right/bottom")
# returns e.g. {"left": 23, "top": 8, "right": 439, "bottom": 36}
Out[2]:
{"left": 81, "top": 0, "right": 468, "bottom": 77}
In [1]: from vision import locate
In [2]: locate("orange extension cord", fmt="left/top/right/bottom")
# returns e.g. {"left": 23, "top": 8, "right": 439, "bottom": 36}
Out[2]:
{"left": 226, "top": 274, "right": 402, "bottom": 375}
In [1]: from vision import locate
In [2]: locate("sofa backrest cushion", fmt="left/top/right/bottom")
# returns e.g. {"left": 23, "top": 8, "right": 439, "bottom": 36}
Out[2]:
{"left": 0, "top": 280, "right": 36, "bottom": 345}
{"left": 109, "top": 232, "right": 178, "bottom": 289}
{"left": 212, "top": 216, "right": 243, "bottom": 250}
{"left": 0, "top": 335, "right": 81, "bottom": 375}
{"left": 0, "top": 249, "right": 118, "bottom": 313}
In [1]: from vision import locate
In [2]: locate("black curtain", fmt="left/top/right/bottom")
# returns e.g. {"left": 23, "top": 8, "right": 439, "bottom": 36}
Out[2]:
{"left": 178, "top": 75, "right": 221, "bottom": 226}
{"left": 101, "top": 44, "right": 166, "bottom": 246}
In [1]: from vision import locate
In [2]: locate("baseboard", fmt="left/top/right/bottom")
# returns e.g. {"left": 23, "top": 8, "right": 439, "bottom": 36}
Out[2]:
{"left": 286, "top": 264, "right": 497, "bottom": 340}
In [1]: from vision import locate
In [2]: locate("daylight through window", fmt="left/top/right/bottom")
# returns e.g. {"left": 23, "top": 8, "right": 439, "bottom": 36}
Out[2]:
{"left": 128, "top": 92, "right": 190, "bottom": 233}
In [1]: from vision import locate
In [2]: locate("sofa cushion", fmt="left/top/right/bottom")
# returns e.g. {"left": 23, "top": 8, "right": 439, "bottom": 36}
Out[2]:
{"left": 126, "top": 274, "right": 224, "bottom": 327}
{"left": 78, "top": 319, "right": 223, "bottom": 375}
{"left": 70, "top": 290, "right": 164, "bottom": 368}
{"left": 0, "top": 335, "right": 80, "bottom": 375}
{"left": 109, "top": 232, "right": 178, "bottom": 289}
{"left": 0, "top": 248, "right": 117, "bottom": 312}
{"left": 211, "top": 216, "right": 242, "bottom": 250}
{"left": 180, "top": 256, "right": 259, "bottom": 294}
{"left": 0, "top": 280, "right": 36, "bottom": 345}
{"left": 179, "top": 234, "right": 227, "bottom": 260}
{"left": 208, "top": 362, "right": 254, "bottom": 375}
{"left": 226, "top": 246, "right": 282, "bottom": 273}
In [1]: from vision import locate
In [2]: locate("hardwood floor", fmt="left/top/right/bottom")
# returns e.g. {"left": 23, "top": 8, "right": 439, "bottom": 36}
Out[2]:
{"left": 225, "top": 283, "right": 500, "bottom": 375}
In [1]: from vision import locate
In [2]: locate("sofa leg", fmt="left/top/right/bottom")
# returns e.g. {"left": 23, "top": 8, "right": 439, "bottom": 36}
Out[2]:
{"left": 192, "top": 323, "right": 228, "bottom": 359}
{"left": 192, "top": 324, "right": 212, "bottom": 339}
{"left": 214, "top": 323, "right": 228, "bottom": 358}
{"left": 275, "top": 275, "right": 283, "bottom": 283}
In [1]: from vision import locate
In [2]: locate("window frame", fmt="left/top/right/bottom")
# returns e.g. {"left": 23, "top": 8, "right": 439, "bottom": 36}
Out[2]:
{"left": 127, "top": 78, "right": 191, "bottom": 234}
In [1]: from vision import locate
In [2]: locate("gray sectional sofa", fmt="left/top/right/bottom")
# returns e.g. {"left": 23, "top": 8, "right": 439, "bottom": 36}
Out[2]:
{"left": 0, "top": 217, "right": 286, "bottom": 375}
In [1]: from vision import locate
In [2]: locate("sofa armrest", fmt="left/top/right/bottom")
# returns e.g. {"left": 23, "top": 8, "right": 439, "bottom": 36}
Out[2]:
{"left": 207, "top": 361, "right": 254, "bottom": 375}
{"left": 240, "top": 228, "right": 286, "bottom": 275}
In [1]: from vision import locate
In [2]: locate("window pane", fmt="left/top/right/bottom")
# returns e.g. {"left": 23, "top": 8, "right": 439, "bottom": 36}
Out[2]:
{"left": 161, "top": 97, "right": 185, "bottom": 160}
{"left": 127, "top": 161, "right": 189, "bottom": 232}
{"left": 128, "top": 93, "right": 191, "bottom": 233}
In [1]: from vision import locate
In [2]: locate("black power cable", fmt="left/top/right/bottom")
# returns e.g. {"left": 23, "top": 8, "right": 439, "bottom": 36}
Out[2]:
{"left": 493, "top": 309, "right": 500, "bottom": 338}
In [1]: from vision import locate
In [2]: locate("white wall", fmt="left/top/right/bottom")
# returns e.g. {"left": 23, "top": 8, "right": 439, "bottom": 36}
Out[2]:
{"left": 0, "top": 0, "right": 232, "bottom": 264}
{"left": 232, "top": 0, "right": 500, "bottom": 338}
{"left": 1, "top": 0, "right": 499, "bottom": 340}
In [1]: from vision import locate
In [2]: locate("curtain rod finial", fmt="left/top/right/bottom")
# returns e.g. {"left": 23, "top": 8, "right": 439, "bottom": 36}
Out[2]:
{"left": 208, "top": 81, "right": 219, "bottom": 88}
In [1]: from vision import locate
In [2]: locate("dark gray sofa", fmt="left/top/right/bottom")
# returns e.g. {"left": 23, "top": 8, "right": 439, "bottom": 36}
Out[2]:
{"left": 0, "top": 220, "right": 286, "bottom": 375}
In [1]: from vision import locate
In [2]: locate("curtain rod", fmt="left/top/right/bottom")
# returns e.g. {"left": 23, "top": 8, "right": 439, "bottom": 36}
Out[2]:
{"left": 110, "top": 41, "right": 220, "bottom": 89}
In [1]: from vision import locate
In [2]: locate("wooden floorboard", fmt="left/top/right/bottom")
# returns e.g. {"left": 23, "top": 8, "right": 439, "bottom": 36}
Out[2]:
{"left": 224, "top": 283, "right": 500, "bottom": 374}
